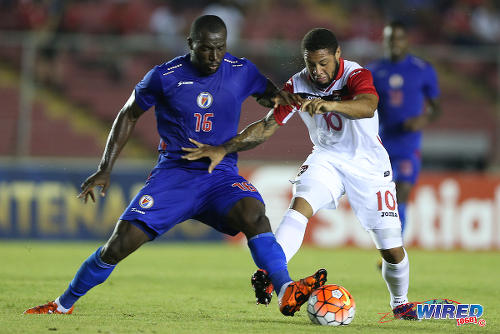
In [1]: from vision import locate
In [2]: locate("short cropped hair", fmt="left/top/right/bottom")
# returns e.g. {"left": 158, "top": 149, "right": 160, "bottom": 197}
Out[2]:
{"left": 190, "top": 15, "right": 227, "bottom": 40}
{"left": 301, "top": 28, "right": 338, "bottom": 55}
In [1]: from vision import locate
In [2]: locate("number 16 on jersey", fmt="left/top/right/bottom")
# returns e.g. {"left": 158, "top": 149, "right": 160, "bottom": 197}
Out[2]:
{"left": 194, "top": 113, "right": 214, "bottom": 132}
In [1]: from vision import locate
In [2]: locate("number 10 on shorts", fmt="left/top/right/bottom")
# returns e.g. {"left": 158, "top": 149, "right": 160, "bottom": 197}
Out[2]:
{"left": 376, "top": 190, "right": 396, "bottom": 211}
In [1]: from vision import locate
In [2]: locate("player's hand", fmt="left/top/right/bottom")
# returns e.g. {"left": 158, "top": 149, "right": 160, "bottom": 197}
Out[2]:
{"left": 181, "top": 138, "right": 227, "bottom": 173}
{"left": 301, "top": 98, "right": 329, "bottom": 117}
{"left": 403, "top": 115, "right": 428, "bottom": 132}
{"left": 77, "top": 170, "right": 111, "bottom": 203}
{"left": 272, "top": 90, "right": 303, "bottom": 108}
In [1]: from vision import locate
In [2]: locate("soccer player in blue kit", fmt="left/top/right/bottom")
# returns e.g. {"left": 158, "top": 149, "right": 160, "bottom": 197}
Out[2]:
{"left": 24, "top": 15, "right": 326, "bottom": 317}
{"left": 367, "top": 21, "right": 441, "bottom": 235}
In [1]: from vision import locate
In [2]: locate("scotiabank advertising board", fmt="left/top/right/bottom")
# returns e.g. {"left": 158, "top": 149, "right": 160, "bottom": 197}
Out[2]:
{"left": 239, "top": 166, "right": 500, "bottom": 250}
{"left": 0, "top": 162, "right": 499, "bottom": 249}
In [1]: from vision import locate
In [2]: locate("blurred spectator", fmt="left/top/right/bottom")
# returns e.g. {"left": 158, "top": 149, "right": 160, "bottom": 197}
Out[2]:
{"left": 149, "top": 1, "right": 186, "bottom": 51}
{"left": 470, "top": 0, "right": 500, "bottom": 44}
{"left": 202, "top": 0, "right": 245, "bottom": 48}
{"left": 34, "top": 0, "right": 69, "bottom": 91}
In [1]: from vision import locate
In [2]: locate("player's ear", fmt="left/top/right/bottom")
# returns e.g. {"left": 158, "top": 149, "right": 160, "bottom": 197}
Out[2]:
{"left": 335, "top": 46, "right": 341, "bottom": 60}
{"left": 187, "top": 37, "right": 194, "bottom": 51}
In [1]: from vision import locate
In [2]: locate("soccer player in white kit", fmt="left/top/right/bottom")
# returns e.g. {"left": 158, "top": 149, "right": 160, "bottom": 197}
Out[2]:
{"left": 182, "top": 28, "right": 417, "bottom": 319}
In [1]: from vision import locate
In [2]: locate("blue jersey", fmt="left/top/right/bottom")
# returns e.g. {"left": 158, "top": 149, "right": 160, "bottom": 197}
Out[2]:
{"left": 367, "top": 55, "right": 439, "bottom": 158}
{"left": 134, "top": 53, "right": 268, "bottom": 170}
{"left": 121, "top": 53, "right": 268, "bottom": 239}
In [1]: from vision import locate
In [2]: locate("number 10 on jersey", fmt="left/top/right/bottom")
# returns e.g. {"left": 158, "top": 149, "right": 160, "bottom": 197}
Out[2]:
{"left": 194, "top": 113, "right": 214, "bottom": 132}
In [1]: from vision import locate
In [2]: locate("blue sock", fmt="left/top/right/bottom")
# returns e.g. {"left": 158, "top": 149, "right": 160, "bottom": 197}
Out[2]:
{"left": 398, "top": 203, "right": 407, "bottom": 234}
{"left": 58, "top": 247, "right": 116, "bottom": 309}
{"left": 248, "top": 232, "right": 291, "bottom": 294}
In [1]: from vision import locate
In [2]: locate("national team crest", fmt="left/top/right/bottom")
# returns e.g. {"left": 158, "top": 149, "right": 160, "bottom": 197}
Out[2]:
{"left": 197, "top": 92, "right": 213, "bottom": 108}
{"left": 139, "top": 195, "right": 154, "bottom": 209}
{"left": 389, "top": 74, "right": 404, "bottom": 88}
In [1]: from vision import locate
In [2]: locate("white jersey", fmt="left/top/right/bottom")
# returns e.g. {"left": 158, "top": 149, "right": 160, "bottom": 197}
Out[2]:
{"left": 274, "top": 58, "right": 391, "bottom": 174}
{"left": 273, "top": 58, "right": 401, "bottom": 238}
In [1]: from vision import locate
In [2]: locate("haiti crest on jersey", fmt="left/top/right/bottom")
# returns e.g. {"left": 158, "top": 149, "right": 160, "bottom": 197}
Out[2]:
{"left": 139, "top": 195, "right": 154, "bottom": 209}
{"left": 197, "top": 92, "right": 213, "bottom": 108}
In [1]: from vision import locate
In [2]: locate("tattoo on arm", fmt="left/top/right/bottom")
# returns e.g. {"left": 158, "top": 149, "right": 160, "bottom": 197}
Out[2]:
{"left": 222, "top": 112, "right": 279, "bottom": 153}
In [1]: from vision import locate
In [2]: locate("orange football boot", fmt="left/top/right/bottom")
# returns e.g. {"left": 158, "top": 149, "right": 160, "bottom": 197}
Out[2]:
{"left": 24, "top": 301, "right": 74, "bottom": 314}
{"left": 279, "top": 268, "right": 327, "bottom": 316}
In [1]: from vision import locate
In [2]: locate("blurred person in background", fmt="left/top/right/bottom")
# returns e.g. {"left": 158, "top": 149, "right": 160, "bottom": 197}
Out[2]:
{"left": 202, "top": 0, "right": 245, "bottom": 48}
{"left": 183, "top": 27, "right": 419, "bottom": 320}
{"left": 470, "top": 0, "right": 500, "bottom": 44}
{"left": 21, "top": 0, "right": 69, "bottom": 90}
{"left": 23, "top": 14, "right": 326, "bottom": 318}
{"left": 149, "top": 1, "right": 186, "bottom": 51}
{"left": 367, "top": 21, "right": 441, "bottom": 242}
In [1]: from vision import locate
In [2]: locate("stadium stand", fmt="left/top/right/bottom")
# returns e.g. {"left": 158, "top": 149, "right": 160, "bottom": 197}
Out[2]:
{"left": 0, "top": 0, "right": 498, "bottom": 168}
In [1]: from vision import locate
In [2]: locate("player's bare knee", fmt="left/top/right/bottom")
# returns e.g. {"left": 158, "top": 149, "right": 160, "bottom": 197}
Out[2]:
{"left": 380, "top": 246, "right": 405, "bottom": 264}
{"left": 240, "top": 211, "right": 271, "bottom": 236}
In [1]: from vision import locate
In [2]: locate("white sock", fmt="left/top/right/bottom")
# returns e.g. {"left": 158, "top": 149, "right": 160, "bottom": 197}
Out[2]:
{"left": 381, "top": 249, "right": 410, "bottom": 309}
{"left": 54, "top": 297, "right": 71, "bottom": 313}
{"left": 275, "top": 209, "right": 308, "bottom": 262}
{"left": 277, "top": 281, "right": 292, "bottom": 304}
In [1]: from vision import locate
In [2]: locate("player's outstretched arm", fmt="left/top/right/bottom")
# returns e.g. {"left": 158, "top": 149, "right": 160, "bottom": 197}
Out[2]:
{"left": 78, "top": 91, "right": 147, "bottom": 203}
{"left": 301, "top": 93, "right": 378, "bottom": 119}
{"left": 254, "top": 79, "right": 303, "bottom": 108}
{"left": 182, "top": 110, "right": 280, "bottom": 173}
{"left": 223, "top": 110, "right": 280, "bottom": 153}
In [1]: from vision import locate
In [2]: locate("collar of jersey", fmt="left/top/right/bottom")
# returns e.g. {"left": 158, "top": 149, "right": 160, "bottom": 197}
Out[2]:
{"left": 181, "top": 53, "right": 229, "bottom": 78}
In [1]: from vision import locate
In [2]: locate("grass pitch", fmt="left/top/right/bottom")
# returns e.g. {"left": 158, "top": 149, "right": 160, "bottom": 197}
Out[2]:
{"left": 1, "top": 241, "right": 498, "bottom": 333}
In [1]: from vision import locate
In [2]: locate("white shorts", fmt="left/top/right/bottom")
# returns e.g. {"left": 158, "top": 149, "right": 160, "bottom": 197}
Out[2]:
{"left": 292, "top": 149, "right": 402, "bottom": 248}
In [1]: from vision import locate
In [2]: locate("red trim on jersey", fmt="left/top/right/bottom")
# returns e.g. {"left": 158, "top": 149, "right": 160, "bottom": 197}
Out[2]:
{"left": 273, "top": 78, "right": 296, "bottom": 126}
{"left": 335, "top": 58, "right": 345, "bottom": 81}
{"left": 346, "top": 68, "right": 378, "bottom": 98}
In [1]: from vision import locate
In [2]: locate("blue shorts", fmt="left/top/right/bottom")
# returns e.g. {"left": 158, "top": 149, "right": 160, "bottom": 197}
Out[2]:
{"left": 120, "top": 165, "right": 264, "bottom": 239}
{"left": 390, "top": 151, "right": 421, "bottom": 184}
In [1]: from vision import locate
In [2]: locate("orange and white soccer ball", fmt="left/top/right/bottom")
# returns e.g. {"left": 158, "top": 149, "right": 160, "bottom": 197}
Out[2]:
{"left": 307, "top": 284, "right": 356, "bottom": 326}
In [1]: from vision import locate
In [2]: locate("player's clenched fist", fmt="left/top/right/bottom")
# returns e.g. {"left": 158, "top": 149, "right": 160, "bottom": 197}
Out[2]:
{"left": 301, "top": 98, "right": 330, "bottom": 117}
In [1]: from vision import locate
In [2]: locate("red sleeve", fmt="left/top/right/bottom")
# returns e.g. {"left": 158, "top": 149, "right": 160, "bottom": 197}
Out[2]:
{"left": 347, "top": 68, "right": 378, "bottom": 98}
{"left": 273, "top": 79, "right": 296, "bottom": 126}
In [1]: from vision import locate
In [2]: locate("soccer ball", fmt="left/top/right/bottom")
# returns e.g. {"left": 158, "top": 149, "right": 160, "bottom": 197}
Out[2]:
{"left": 307, "top": 284, "right": 356, "bottom": 326}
